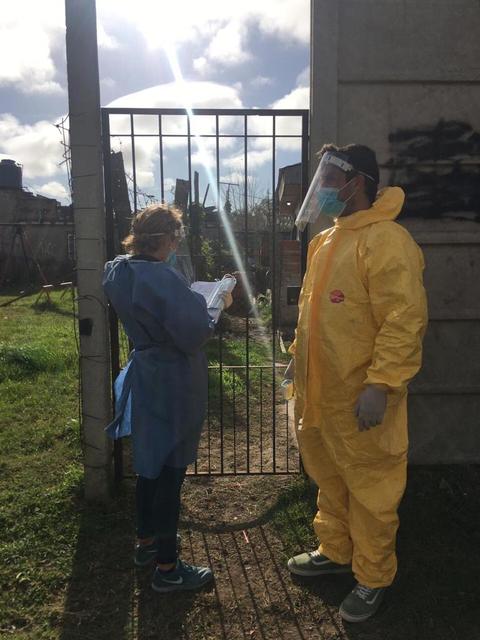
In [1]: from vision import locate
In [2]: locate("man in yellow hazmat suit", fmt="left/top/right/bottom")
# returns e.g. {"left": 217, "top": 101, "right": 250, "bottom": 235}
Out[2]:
{"left": 286, "top": 144, "right": 428, "bottom": 623}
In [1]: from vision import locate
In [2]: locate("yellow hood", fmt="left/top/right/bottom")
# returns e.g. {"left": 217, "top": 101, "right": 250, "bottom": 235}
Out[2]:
{"left": 335, "top": 187, "right": 405, "bottom": 230}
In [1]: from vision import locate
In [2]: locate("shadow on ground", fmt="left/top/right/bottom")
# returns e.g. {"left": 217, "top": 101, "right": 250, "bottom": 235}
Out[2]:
{"left": 58, "top": 488, "right": 136, "bottom": 640}
{"left": 58, "top": 467, "right": 480, "bottom": 640}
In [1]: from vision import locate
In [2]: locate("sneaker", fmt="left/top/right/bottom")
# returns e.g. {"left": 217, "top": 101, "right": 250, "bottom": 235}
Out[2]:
{"left": 339, "top": 583, "right": 385, "bottom": 622}
{"left": 151, "top": 559, "right": 213, "bottom": 593}
{"left": 287, "top": 550, "right": 352, "bottom": 577}
{"left": 134, "top": 533, "right": 182, "bottom": 567}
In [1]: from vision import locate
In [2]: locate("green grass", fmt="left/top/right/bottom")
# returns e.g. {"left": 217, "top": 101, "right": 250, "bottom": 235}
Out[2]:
{"left": 0, "top": 290, "right": 295, "bottom": 639}
{"left": 271, "top": 475, "right": 318, "bottom": 556}
{"left": 0, "top": 291, "right": 136, "bottom": 639}
{"left": 0, "top": 291, "right": 84, "bottom": 637}
{"left": 2, "top": 290, "right": 480, "bottom": 640}
{"left": 205, "top": 327, "right": 290, "bottom": 412}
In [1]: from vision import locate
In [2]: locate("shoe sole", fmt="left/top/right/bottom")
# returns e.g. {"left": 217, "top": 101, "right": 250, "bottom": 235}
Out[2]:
{"left": 339, "top": 605, "right": 379, "bottom": 623}
{"left": 134, "top": 554, "right": 157, "bottom": 567}
{"left": 288, "top": 563, "right": 352, "bottom": 577}
{"left": 339, "top": 597, "right": 384, "bottom": 623}
{"left": 151, "top": 577, "right": 213, "bottom": 593}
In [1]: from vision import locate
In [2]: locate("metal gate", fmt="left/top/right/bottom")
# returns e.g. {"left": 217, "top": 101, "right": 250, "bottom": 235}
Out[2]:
{"left": 102, "top": 108, "right": 309, "bottom": 478}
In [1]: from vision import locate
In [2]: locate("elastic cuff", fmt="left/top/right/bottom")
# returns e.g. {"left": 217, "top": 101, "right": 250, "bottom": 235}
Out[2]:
{"left": 371, "top": 383, "right": 389, "bottom": 391}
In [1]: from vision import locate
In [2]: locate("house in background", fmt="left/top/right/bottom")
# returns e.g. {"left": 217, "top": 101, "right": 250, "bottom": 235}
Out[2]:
{"left": 275, "top": 163, "right": 303, "bottom": 329}
{"left": 0, "top": 159, "right": 74, "bottom": 286}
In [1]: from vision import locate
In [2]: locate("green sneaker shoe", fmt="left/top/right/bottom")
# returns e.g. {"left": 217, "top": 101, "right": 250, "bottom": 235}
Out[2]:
{"left": 339, "top": 583, "right": 385, "bottom": 622}
{"left": 134, "top": 534, "right": 182, "bottom": 567}
{"left": 287, "top": 550, "right": 352, "bottom": 577}
{"left": 151, "top": 559, "right": 213, "bottom": 593}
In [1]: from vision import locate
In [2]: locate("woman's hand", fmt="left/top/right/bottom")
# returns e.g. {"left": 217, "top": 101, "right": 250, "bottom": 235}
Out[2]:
{"left": 221, "top": 292, "right": 233, "bottom": 309}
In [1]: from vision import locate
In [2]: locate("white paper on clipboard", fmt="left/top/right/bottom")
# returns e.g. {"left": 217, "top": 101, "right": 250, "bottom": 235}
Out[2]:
{"left": 191, "top": 274, "right": 237, "bottom": 324}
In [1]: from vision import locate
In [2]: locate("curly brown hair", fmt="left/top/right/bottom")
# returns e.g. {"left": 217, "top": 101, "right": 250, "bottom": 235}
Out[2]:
{"left": 122, "top": 204, "right": 184, "bottom": 255}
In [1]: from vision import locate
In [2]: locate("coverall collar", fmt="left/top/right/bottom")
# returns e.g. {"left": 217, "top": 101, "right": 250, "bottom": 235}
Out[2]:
{"left": 334, "top": 187, "right": 405, "bottom": 230}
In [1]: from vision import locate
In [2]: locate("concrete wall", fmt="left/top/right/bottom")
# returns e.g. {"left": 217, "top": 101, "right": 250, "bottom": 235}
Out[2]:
{"left": 0, "top": 189, "right": 74, "bottom": 283}
{"left": 311, "top": 0, "right": 480, "bottom": 463}
{"left": 0, "top": 224, "right": 74, "bottom": 283}
{"left": 0, "top": 189, "right": 58, "bottom": 223}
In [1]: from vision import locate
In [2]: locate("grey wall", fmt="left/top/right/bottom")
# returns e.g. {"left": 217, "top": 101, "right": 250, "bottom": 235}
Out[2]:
{"left": 310, "top": 0, "right": 480, "bottom": 463}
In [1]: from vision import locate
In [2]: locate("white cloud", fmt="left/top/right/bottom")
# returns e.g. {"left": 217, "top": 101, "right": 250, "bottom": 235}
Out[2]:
{"left": 99, "top": 0, "right": 309, "bottom": 46}
{"left": 220, "top": 173, "right": 247, "bottom": 185}
{"left": 271, "top": 86, "right": 309, "bottom": 110}
{"left": 205, "top": 20, "right": 251, "bottom": 66}
{"left": 0, "top": 5, "right": 64, "bottom": 94}
{"left": 254, "top": 0, "right": 309, "bottom": 45}
{"left": 0, "top": 3, "right": 125, "bottom": 95}
{"left": 270, "top": 87, "right": 309, "bottom": 151}
{"left": 223, "top": 148, "right": 272, "bottom": 171}
{"left": 251, "top": 76, "right": 274, "bottom": 88}
{"left": 101, "top": 77, "right": 117, "bottom": 90}
{"left": 135, "top": 169, "right": 155, "bottom": 189}
{"left": 193, "top": 57, "right": 209, "bottom": 75}
{"left": 0, "top": 1, "right": 309, "bottom": 97}
{"left": 0, "top": 113, "right": 64, "bottom": 179}
{"left": 33, "top": 181, "right": 70, "bottom": 203}
{"left": 98, "top": 0, "right": 309, "bottom": 72}
{"left": 163, "top": 178, "right": 176, "bottom": 194}
{"left": 104, "top": 80, "right": 305, "bottom": 187}
{"left": 107, "top": 80, "right": 245, "bottom": 185}
{"left": 108, "top": 80, "right": 243, "bottom": 154}
{"left": 224, "top": 87, "right": 308, "bottom": 164}
{"left": 296, "top": 66, "right": 310, "bottom": 88}
{"left": 108, "top": 81, "right": 243, "bottom": 110}
{"left": 97, "top": 23, "right": 120, "bottom": 50}
{"left": 191, "top": 149, "right": 217, "bottom": 170}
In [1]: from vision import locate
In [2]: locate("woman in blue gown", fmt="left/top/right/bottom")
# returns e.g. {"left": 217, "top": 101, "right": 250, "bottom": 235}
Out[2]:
{"left": 103, "top": 203, "right": 230, "bottom": 593}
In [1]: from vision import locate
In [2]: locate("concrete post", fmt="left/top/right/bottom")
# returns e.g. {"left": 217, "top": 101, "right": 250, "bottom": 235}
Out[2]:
{"left": 65, "top": 0, "right": 113, "bottom": 501}
{"left": 309, "top": 0, "right": 339, "bottom": 236}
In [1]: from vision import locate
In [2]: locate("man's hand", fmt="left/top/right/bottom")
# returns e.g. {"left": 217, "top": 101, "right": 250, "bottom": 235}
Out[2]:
{"left": 284, "top": 358, "right": 295, "bottom": 381}
{"left": 355, "top": 385, "right": 387, "bottom": 432}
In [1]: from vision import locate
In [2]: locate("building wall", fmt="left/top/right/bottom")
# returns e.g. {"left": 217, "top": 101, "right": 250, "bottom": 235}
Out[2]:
{"left": 0, "top": 189, "right": 59, "bottom": 223}
{"left": 310, "top": 0, "right": 480, "bottom": 463}
{"left": 0, "top": 189, "right": 74, "bottom": 284}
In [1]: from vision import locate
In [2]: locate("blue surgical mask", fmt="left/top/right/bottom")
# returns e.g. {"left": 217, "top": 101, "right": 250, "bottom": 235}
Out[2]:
{"left": 166, "top": 251, "right": 177, "bottom": 267}
{"left": 317, "top": 178, "right": 357, "bottom": 219}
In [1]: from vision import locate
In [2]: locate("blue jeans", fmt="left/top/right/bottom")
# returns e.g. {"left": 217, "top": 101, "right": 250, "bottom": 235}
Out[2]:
{"left": 136, "top": 465, "right": 187, "bottom": 564}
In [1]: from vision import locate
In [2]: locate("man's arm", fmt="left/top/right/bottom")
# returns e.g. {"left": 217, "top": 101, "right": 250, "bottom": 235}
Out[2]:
{"left": 364, "top": 222, "right": 428, "bottom": 394}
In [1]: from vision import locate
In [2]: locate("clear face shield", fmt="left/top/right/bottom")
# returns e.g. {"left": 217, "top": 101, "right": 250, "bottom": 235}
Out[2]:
{"left": 295, "top": 152, "right": 359, "bottom": 231}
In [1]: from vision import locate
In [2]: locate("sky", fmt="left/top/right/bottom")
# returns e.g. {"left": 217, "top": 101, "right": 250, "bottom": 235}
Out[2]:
{"left": 0, "top": 0, "right": 310, "bottom": 205}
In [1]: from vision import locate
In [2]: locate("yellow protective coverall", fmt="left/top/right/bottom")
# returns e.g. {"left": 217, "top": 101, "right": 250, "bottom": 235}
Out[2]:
{"left": 290, "top": 187, "right": 428, "bottom": 588}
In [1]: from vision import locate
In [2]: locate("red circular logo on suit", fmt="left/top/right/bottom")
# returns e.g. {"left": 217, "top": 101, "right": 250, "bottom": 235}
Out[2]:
{"left": 330, "top": 290, "right": 345, "bottom": 304}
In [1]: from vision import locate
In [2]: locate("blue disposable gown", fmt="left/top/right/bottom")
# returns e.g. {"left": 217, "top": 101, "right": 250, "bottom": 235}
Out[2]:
{"left": 103, "top": 255, "right": 214, "bottom": 478}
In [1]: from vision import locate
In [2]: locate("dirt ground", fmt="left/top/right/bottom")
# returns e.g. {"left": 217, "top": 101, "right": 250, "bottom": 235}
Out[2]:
{"left": 57, "top": 466, "right": 480, "bottom": 640}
